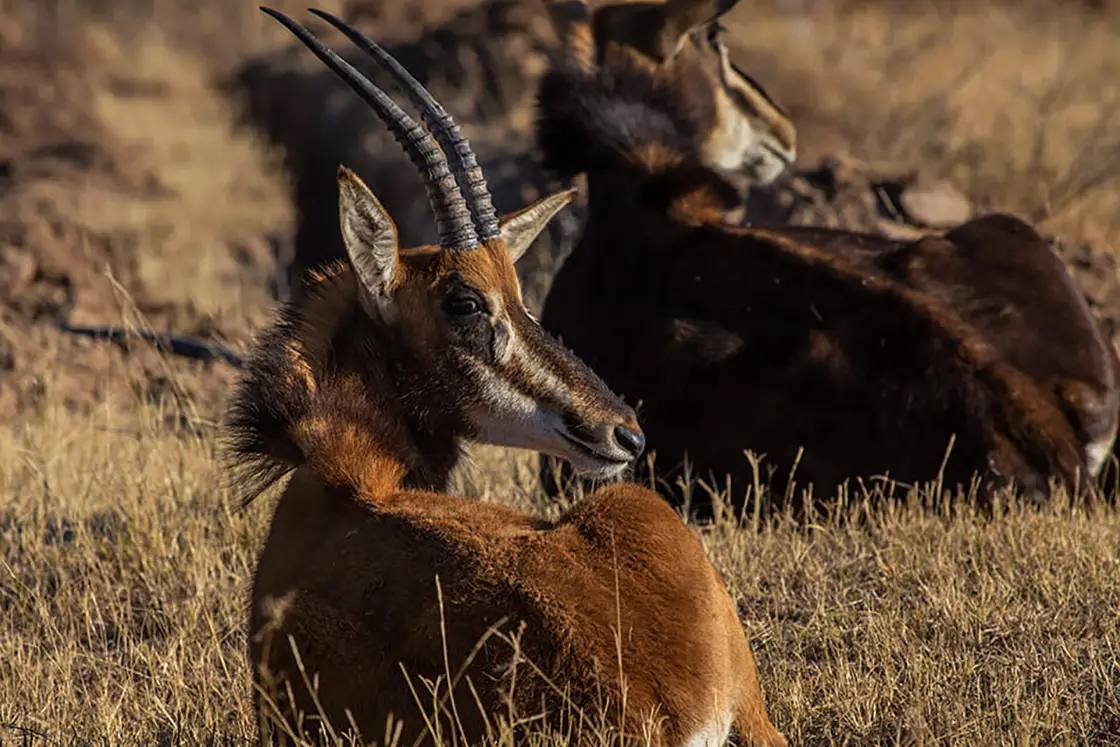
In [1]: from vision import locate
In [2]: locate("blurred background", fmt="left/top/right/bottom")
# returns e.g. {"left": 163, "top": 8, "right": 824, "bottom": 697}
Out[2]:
{"left": 1, "top": 0, "right": 1118, "bottom": 421}
{"left": 1, "top": 1, "right": 1118, "bottom": 744}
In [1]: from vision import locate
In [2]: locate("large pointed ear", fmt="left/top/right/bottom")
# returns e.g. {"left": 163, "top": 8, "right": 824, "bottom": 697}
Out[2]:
{"left": 498, "top": 188, "right": 577, "bottom": 264}
{"left": 664, "top": 0, "right": 741, "bottom": 39}
{"left": 337, "top": 165, "right": 400, "bottom": 319}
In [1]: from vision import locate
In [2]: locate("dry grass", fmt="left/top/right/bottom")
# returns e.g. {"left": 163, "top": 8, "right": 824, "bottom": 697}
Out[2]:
{"left": 2, "top": 0, "right": 1120, "bottom": 745}
{"left": 0, "top": 395, "right": 265, "bottom": 745}
{"left": 84, "top": 29, "right": 287, "bottom": 329}
{"left": 3, "top": 390, "right": 1119, "bottom": 746}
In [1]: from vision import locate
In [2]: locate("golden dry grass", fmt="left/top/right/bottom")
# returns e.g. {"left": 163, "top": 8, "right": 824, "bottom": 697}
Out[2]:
{"left": 2, "top": 0, "right": 1120, "bottom": 745}
{"left": 3, "top": 391, "right": 1119, "bottom": 745}
{"left": 0, "top": 396, "right": 266, "bottom": 745}
{"left": 85, "top": 33, "right": 286, "bottom": 327}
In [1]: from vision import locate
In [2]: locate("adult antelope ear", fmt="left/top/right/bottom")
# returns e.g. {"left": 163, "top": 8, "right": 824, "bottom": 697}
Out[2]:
{"left": 663, "top": 0, "right": 741, "bottom": 43}
{"left": 337, "top": 165, "right": 401, "bottom": 320}
{"left": 547, "top": 0, "right": 595, "bottom": 72}
{"left": 498, "top": 188, "right": 577, "bottom": 264}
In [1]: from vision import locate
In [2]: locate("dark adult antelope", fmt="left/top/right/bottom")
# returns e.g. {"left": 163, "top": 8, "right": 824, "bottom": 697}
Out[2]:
{"left": 537, "top": 0, "right": 1119, "bottom": 512}
{"left": 231, "top": 9, "right": 787, "bottom": 747}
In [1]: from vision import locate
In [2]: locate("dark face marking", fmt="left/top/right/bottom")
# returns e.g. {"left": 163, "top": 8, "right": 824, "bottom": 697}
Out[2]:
{"left": 440, "top": 273, "right": 496, "bottom": 363}
{"left": 692, "top": 22, "right": 788, "bottom": 118}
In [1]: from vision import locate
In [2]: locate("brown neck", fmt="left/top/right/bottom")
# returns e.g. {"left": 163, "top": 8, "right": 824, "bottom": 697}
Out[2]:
{"left": 226, "top": 264, "right": 465, "bottom": 505}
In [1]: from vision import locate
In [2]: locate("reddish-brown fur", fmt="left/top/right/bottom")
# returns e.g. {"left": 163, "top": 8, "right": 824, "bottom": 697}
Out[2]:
{"left": 233, "top": 192, "right": 786, "bottom": 747}
{"left": 231, "top": 12, "right": 786, "bottom": 746}
{"left": 536, "top": 0, "right": 1120, "bottom": 513}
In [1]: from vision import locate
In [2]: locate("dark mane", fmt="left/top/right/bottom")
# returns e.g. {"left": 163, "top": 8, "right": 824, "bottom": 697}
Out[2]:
{"left": 223, "top": 264, "right": 461, "bottom": 507}
{"left": 536, "top": 54, "right": 706, "bottom": 179}
{"left": 224, "top": 265, "right": 358, "bottom": 504}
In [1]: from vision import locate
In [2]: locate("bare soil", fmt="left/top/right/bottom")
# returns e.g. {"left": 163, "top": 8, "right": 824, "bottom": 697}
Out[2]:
{"left": 0, "top": 7, "right": 288, "bottom": 419}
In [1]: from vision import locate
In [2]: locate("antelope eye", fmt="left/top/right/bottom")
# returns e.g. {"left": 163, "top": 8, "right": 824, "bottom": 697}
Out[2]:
{"left": 444, "top": 293, "right": 484, "bottom": 317}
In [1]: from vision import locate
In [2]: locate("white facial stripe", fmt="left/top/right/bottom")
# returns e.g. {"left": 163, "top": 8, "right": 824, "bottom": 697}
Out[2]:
{"left": 468, "top": 356, "right": 539, "bottom": 419}
{"left": 514, "top": 343, "right": 575, "bottom": 408}
{"left": 488, "top": 300, "right": 577, "bottom": 411}
{"left": 489, "top": 292, "right": 516, "bottom": 365}
{"left": 1087, "top": 419, "right": 1118, "bottom": 478}
{"left": 488, "top": 296, "right": 576, "bottom": 410}
{"left": 467, "top": 361, "right": 614, "bottom": 472}
{"left": 715, "top": 44, "right": 795, "bottom": 170}
{"left": 708, "top": 89, "right": 761, "bottom": 172}
{"left": 717, "top": 43, "right": 734, "bottom": 86}
{"left": 462, "top": 332, "right": 629, "bottom": 478}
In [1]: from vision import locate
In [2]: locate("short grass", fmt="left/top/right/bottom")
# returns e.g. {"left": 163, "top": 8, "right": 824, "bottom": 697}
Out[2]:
{"left": 2, "top": 389, "right": 1119, "bottom": 746}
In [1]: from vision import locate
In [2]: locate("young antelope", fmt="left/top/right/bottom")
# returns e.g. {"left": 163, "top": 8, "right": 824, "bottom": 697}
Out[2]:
{"left": 231, "top": 8, "right": 788, "bottom": 747}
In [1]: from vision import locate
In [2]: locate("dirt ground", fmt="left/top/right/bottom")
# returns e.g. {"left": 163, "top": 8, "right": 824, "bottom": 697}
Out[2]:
{"left": 0, "top": 4, "right": 287, "bottom": 418}
{"left": 1, "top": 0, "right": 1119, "bottom": 744}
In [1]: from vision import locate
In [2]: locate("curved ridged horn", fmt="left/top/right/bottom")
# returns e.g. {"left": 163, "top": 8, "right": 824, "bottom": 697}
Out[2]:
{"left": 260, "top": 7, "right": 479, "bottom": 251}
{"left": 308, "top": 9, "right": 502, "bottom": 245}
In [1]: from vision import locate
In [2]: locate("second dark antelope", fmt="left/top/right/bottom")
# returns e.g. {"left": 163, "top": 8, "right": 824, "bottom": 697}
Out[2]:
{"left": 537, "top": 0, "right": 1120, "bottom": 512}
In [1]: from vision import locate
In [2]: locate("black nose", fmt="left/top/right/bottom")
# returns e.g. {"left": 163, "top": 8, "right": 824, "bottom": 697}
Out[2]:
{"left": 613, "top": 424, "right": 646, "bottom": 458}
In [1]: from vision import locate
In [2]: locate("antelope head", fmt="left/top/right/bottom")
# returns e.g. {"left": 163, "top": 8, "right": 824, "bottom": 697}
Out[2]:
{"left": 262, "top": 8, "right": 646, "bottom": 480}
{"left": 549, "top": 0, "right": 796, "bottom": 187}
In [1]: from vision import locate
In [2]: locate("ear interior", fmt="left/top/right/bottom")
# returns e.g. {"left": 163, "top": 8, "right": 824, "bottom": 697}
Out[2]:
{"left": 498, "top": 188, "right": 578, "bottom": 264}
{"left": 337, "top": 165, "right": 400, "bottom": 318}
